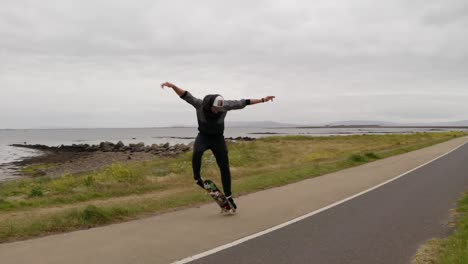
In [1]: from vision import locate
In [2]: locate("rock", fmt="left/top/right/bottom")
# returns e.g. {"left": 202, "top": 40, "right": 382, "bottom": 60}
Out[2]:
{"left": 74, "top": 144, "right": 89, "bottom": 152}
{"left": 84, "top": 145, "right": 95, "bottom": 151}
{"left": 224, "top": 136, "right": 255, "bottom": 141}
{"left": 151, "top": 144, "right": 160, "bottom": 151}
{"left": 11, "top": 140, "right": 192, "bottom": 157}
{"left": 134, "top": 142, "right": 145, "bottom": 152}
{"left": 181, "top": 145, "right": 191, "bottom": 151}
{"left": 89, "top": 145, "right": 100, "bottom": 151}
{"left": 114, "top": 141, "right": 125, "bottom": 150}
{"left": 100, "top": 141, "right": 115, "bottom": 152}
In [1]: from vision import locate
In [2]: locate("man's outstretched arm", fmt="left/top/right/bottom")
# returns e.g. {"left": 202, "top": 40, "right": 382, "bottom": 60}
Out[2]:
{"left": 161, "top": 82, "right": 202, "bottom": 108}
{"left": 248, "top": 96, "right": 276, "bottom": 105}
{"left": 224, "top": 96, "right": 276, "bottom": 111}
{"left": 161, "top": 82, "right": 186, "bottom": 97}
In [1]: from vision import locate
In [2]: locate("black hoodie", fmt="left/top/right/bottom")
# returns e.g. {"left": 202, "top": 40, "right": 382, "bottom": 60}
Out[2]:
{"left": 200, "top": 94, "right": 225, "bottom": 135}
{"left": 180, "top": 91, "right": 249, "bottom": 136}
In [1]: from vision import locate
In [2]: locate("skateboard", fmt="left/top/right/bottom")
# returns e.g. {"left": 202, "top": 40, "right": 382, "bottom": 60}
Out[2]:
{"left": 203, "top": 179, "right": 236, "bottom": 214}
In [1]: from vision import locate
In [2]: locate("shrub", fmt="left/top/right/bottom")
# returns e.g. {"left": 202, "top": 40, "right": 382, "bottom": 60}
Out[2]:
{"left": 81, "top": 205, "right": 111, "bottom": 225}
{"left": 364, "top": 152, "right": 380, "bottom": 159}
{"left": 349, "top": 154, "right": 366, "bottom": 163}
{"left": 84, "top": 176, "right": 94, "bottom": 187}
{"left": 29, "top": 187, "right": 44, "bottom": 198}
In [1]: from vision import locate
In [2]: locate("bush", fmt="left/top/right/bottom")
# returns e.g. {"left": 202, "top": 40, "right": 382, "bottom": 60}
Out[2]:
{"left": 29, "top": 187, "right": 44, "bottom": 198}
{"left": 84, "top": 176, "right": 94, "bottom": 187}
{"left": 349, "top": 154, "right": 366, "bottom": 162}
{"left": 364, "top": 152, "right": 380, "bottom": 159}
{"left": 349, "top": 152, "right": 380, "bottom": 163}
{"left": 81, "top": 205, "right": 111, "bottom": 225}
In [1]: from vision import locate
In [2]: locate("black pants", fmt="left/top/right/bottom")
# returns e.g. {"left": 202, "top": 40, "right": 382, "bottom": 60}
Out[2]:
{"left": 192, "top": 133, "right": 232, "bottom": 197}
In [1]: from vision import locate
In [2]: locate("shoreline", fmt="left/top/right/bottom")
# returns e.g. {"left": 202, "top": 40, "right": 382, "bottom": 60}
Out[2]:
{"left": 2, "top": 141, "right": 193, "bottom": 179}
{"left": 1, "top": 137, "right": 256, "bottom": 180}
{"left": 2, "top": 125, "right": 468, "bottom": 130}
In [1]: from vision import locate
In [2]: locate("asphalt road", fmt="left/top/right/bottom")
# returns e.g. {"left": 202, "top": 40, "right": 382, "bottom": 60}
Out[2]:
{"left": 190, "top": 143, "right": 468, "bottom": 264}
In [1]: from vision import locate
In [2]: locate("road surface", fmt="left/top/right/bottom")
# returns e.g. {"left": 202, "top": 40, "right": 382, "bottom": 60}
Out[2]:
{"left": 189, "top": 142, "right": 468, "bottom": 264}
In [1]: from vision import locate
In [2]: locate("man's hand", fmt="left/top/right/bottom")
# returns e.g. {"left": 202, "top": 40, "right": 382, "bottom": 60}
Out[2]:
{"left": 161, "top": 82, "right": 186, "bottom": 97}
{"left": 161, "top": 82, "right": 178, "bottom": 89}
{"left": 249, "top": 96, "right": 276, "bottom": 105}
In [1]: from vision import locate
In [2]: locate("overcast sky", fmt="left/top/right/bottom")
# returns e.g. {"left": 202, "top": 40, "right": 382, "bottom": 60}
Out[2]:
{"left": 1, "top": 0, "right": 467, "bottom": 128}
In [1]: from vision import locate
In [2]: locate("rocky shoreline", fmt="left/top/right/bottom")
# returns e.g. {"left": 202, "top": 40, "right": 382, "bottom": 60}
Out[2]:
{"left": 10, "top": 136, "right": 255, "bottom": 156}
{"left": 4, "top": 137, "right": 256, "bottom": 179}
{"left": 11, "top": 141, "right": 192, "bottom": 156}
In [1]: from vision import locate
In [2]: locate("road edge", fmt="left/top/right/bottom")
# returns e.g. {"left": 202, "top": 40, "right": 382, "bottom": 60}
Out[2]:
{"left": 173, "top": 140, "right": 468, "bottom": 264}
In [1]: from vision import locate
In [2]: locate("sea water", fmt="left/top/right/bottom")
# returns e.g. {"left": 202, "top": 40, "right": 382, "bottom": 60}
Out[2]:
{"left": 1, "top": 126, "right": 464, "bottom": 181}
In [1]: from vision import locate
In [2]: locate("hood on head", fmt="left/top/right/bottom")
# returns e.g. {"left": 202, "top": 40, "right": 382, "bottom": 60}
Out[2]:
{"left": 202, "top": 94, "right": 223, "bottom": 117}
{"left": 203, "top": 94, "right": 221, "bottom": 110}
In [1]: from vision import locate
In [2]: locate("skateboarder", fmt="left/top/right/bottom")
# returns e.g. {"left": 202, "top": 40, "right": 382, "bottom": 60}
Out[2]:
{"left": 161, "top": 82, "right": 275, "bottom": 210}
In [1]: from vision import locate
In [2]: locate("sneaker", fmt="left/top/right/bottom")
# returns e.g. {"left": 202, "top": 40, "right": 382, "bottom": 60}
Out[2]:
{"left": 226, "top": 196, "right": 237, "bottom": 210}
{"left": 195, "top": 178, "right": 208, "bottom": 190}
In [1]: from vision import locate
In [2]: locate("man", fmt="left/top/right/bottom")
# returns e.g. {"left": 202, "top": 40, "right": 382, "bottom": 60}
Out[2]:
{"left": 161, "top": 82, "right": 275, "bottom": 210}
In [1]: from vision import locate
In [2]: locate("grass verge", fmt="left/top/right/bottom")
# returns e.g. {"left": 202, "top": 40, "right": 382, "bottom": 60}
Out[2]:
{"left": 413, "top": 193, "right": 468, "bottom": 264}
{"left": 0, "top": 132, "right": 466, "bottom": 242}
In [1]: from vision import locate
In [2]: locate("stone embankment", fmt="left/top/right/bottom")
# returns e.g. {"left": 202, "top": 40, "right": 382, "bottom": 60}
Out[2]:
{"left": 11, "top": 137, "right": 255, "bottom": 156}
{"left": 11, "top": 141, "right": 191, "bottom": 156}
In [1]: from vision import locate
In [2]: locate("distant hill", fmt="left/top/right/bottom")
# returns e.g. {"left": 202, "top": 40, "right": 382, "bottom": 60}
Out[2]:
{"left": 405, "top": 120, "right": 468, "bottom": 127}
{"left": 170, "top": 120, "right": 468, "bottom": 129}
{"left": 325, "top": 120, "right": 468, "bottom": 127}
{"left": 325, "top": 120, "right": 398, "bottom": 127}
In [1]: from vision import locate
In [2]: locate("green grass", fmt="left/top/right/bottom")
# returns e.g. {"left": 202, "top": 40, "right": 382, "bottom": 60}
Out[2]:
{"left": 413, "top": 193, "right": 468, "bottom": 264}
{"left": 20, "top": 164, "right": 56, "bottom": 177}
{"left": 0, "top": 132, "right": 466, "bottom": 242}
{"left": 0, "top": 191, "right": 210, "bottom": 242}
{"left": 0, "top": 205, "right": 132, "bottom": 241}
{"left": 434, "top": 193, "right": 468, "bottom": 264}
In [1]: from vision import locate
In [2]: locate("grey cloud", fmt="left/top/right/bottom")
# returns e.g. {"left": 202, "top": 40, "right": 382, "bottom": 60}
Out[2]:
{"left": 1, "top": 0, "right": 468, "bottom": 128}
{"left": 422, "top": 0, "right": 468, "bottom": 26}
{"left": 1, "top": 0, "right": 466, "bottom": 58}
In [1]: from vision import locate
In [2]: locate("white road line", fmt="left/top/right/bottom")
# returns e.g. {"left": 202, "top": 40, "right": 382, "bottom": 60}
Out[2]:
{"left": 171, "top": 140, "right": 468, "bottom": 264}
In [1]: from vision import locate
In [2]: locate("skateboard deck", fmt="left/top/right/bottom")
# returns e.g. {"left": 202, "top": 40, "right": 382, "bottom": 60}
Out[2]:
{"left": 203, "top": 179, "right": 235, "bottom": 213}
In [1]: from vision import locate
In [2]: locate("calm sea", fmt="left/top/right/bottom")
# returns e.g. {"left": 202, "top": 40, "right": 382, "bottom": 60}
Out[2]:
{"left": 1, "top": 127, "right": 465, "bottom": 181}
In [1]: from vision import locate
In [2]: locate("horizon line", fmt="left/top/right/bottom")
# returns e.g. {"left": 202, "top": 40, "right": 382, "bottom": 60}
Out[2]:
{"left": 1, "top": 119, "right": 468, "bottom": 130}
